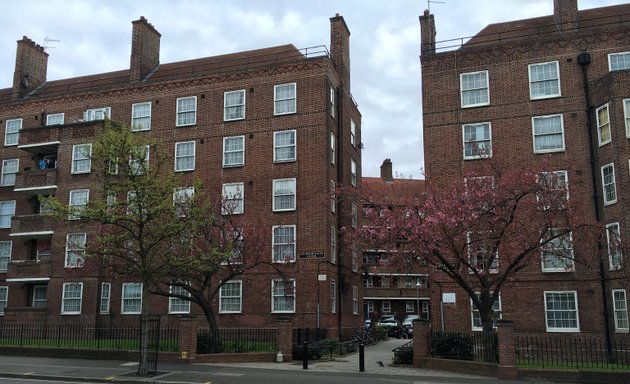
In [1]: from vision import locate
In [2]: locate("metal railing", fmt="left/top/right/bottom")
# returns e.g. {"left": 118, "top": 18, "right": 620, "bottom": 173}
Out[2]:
{"left": 515, "top": 334, "right": 630, "bottom": 370}
{"left": 0, "top": 323, "right": 178, "bottom": 352}
{"left": 196, "top": 328, "right": 277, "bottom": 354}
{"left": 430, "top": 331, "right": 498, "bottom": 363}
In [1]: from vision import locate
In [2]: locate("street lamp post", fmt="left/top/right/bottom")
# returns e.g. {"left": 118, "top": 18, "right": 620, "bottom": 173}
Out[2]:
{"left": 416, "top": 278, "right": 421, "bottom": 317}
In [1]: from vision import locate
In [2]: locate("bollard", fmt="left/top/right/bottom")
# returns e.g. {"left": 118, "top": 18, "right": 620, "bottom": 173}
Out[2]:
{"left": 302, "top": 341, "right": 308, "bottom": 370}
{"left": 359, "top": 343, "right": 365, "bottom": 372}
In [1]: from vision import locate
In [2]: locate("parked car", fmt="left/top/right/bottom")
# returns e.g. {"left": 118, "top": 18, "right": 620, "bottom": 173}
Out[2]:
{"left": 402, "top": 315, "right": 419, "bottom": 336}
{"left": 376, "top": 314, "right": 396, "bottom": 326}
{"left": 364, "top": 318, "right": 373, "bottom": 329}
{"left": 379, "top": 318, "right": 407, "bottom": 338}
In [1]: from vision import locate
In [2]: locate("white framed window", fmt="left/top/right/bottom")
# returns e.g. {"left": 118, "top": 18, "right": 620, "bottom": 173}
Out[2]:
{"left": 352, "top": 201, "right": 358, "bottom": 228}
{"left": 597, "top": 104, "right": 611, "bottom": 146}
{"left": 624, "top": 99, "right": 630, "bottom": 138}
{"left": 381, "top": 301, "right": 391, "bottom": 313}
{"left": 460, "top": 70, "right": 489, "bottom": 108}
{"left": 330, "top": 180, "right": 336, "bottom": 213}
{"left": 0, "top": 201, "right": 16, "bottom": 229}
{"left": 46, "top": 113, "right": 64, "bottom": 125}
{"left": 61, "top": 282, "right": 83, "bottom": 314}
{"left": 169, "top": 285, "right": 191, "bottom": 314}
{"left": 0, "top": 241, "right": 11, "bottom": 272}
{"left": 222, "top": 183, "right": 244, "bottom": 215}
{"left": 353, "top": 285, "right": 359, "bottom": 315}
{"left": 330, "top": 86, "right": 336, "bottom": 117}
{"left": 273, "top": 130, "right": 296, "bottom": 162}
{"left": 366, "top": 300, "right": 374, "bottom": 314}
{"left": 364, "top": 275, "right": 373, "bottom": 288}
{"left": 467, "top": 231, "right": 498, "bottom": 274}
{"left": 331, "top": 279, "right": 337, "bottom": 313}
{"left": 100, "top": 282, "right": 111, "bottom": 314}
{"left": 471, "top": 293, "right": 502, "bottom": 331}
{"left": 352, "top": 246, "right": 358, "bottom": 272}
{"left": 463, "top": 122, "right": 492, "bottom": 159}
{"left": 223, "top": 136, "right": 244, "bottom": 167}
{"left": 406, "top": 301, "right": 415, "bottom": 313}
{"left": 121, "top": 283, "right": 142, "bottom": 314}
{"left": 529, "top": 61, "right": 560, "bottom": 99}
{"left": 330, "top": 132, "right": 336, "bottom": 165}
{"left": 84, "top": 107, "right": 110, "bottom": 121}
{"left": 131, "top": 102, "right": 151, "bottom": 131}
{"left": 224, "top": 90, "right": 245, "bottom": 121}
{"left": 176, "top": 96, "right": 197, "bottom": 126}
{"left": 0, "top": 286, "right": 6, "bottom": 315}
{"left": 541, "top": 229, "right": 574, "bottom": 272}
{"left": 219, "top": 280, "right": 242, "bottom": 313}
{"left": 272, "top": 279, "right": 295, "bottom": 313}
{"left": 274, "top": 83, "right": 296, "bottom": 115}
{"left": 173, "top": 187, "right": 194, "bottom": 217}
{"left": 272, "top": 178, "right": 296, "bottom": 211}
{"left": 330, "top": 226, "right": 337, "bottom": 264}
{"left": 351, "top": 119, "right": 356, "bottom": 147}
{"left": 351, "top": 159, "right": 357, "bottom": 186}
{"left": 129, "top": 145, "right": 149, "bottom": 175}
{"left": 71, "top": 144, "right": 92, "bottom": 174}
{"left": 174, "top": 141, "right": 195, "bottom": 172}
{"left": 601, "top": 163, "right": 617, "bottom": 205}
{"left": 607, "top": 222, "right": 623, "bottom": 271}
{"left": 68, "top": 189, "right": 89, "bottom": 220}
{"left": 32, "top": 285, "right": 46, "bottom": 308}
{"left": 609, "top": 52, "right": 630, "bottom": 71}
{"left": 272, "top": 225, "right": 295, "bottom": 263}
{"left": 65, "top": 233, "right": 86, "bottom": 268}
{"left": 4, "top": 118, "right": 21, "bottom": 146}
{"left": 35, "top": 239, "right": 51, "bottom": 261}
{"left": 1, "top": 159, "right": 18, "bottom": 186}
{"left": 532, "top": 114, "right": 565, "bottom": 153}
{"left": 613, "top": 289, "right": 629, "bottom": 332}
{"left": 538, "top": 170, "right": 568, "bottom": 210}
{"left": 544, "top": 291, "right": 579, "bottom": 332}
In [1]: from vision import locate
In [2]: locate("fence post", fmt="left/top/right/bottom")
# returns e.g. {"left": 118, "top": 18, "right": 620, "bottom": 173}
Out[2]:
{"left": 178, "top": 315, "right": 198, "bottom": 361}
{"left": 276, "top": 319, "right": 293, "bottom": 362}
{"left": 412, "top": 319, "right": 431, "bottom": 367}
{"left": 496, "top": 319, "right": 517, "bottom": 380}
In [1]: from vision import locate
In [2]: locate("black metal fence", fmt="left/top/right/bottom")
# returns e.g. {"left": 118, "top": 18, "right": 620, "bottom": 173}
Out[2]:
{"left": 196, "top": 328, "right": 277, "bottom": 354}
{"left": 0, "top": 323, "right": 178, "bottom": 351}
{"left": 430, "top": 331, "right": 498, "bottom": 363}
{"left": 515, "top": 334, "right": 630, "bottom": 370}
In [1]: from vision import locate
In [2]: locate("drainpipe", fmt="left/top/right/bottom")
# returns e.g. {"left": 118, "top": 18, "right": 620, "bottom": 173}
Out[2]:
{"left": 577, "top": 51, "right": 613, "bottom": 358}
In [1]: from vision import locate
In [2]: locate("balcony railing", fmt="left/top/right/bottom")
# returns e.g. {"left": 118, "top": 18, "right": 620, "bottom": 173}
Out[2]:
{"left": 10, "top": 215, "right": 55, "bottom": 237}
{"left": 6, "top": 259, "right": 51, "bottom": 280}
{"left": 14, "top": 169, "right": 57, "bottom": 193}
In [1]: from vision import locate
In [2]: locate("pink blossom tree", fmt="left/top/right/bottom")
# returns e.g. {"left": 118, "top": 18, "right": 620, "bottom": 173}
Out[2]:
{"left": 351, "top": 161, "right": 598, "bottom": 332}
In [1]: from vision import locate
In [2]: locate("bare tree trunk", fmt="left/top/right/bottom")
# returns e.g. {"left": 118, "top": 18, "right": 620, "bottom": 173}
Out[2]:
{"left": 136, "top": 288, "right": 151, "bottom": 376}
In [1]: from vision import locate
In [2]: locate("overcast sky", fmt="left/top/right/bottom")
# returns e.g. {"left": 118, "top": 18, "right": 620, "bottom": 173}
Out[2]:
{"left": 0, "top": 0, "right": 626, "bottom": 178}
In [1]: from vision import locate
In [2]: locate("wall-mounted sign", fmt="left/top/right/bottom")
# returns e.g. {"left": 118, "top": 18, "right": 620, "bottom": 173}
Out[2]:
{"left": 299, "top": 251, "right": 324, "bottom": 258}
{"left": 442, "top": 292, "right": 456, "bottom": 304}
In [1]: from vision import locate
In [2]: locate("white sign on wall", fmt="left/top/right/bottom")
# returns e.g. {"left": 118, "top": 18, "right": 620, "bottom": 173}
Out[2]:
{"left": 442, "top": 292, "right": 456, "bottom": 304}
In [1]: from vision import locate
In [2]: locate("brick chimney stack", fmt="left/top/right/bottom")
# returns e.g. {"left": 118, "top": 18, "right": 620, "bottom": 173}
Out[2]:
{"left": 419, "top": 9, "right": 436, "bottom": 55}
{"left": 380, "top": 158, "right": 393, "bottom": 182}
{"left": 12, "top": 36, "right": 48, "bottom": 99}
{"left": 554, "top": 0, "right": 579, "bottom": 32}
{"left": 130, "top": 16, "right": 161, "bottom": 82}
{"left": 330, "top": 13, "right": 351, "bottom": 92}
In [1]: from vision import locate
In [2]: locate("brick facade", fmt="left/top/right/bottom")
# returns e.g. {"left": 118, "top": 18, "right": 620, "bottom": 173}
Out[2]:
{"left": 0, "top": 15, "right": 362, "bottom": 337}
{"left": 421, "top": 0, "right": 630, "bottom": 335}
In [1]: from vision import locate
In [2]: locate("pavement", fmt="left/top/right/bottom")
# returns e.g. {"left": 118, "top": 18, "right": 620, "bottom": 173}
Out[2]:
{"left": 0, "top": 338, "right": 490, "bottom": 383}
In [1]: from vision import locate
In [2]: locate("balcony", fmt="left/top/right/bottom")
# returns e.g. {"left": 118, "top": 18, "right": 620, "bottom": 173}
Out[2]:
{"left": 10, "top": 215, "right": 55, "bottom": 238}
{"left": 6, "top": 259, "right": 51, "bottom": 281}
{"left": 363, "top": 286, "right": 431, "bottom": 299}
{"left": 14, "top": 169, "right": 57, "bottom": 195}
{"left": 17, "top": 126, "right": 61, "bottom": 154}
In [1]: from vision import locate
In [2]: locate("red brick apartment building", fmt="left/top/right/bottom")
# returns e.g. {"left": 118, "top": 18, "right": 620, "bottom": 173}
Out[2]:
{"left": 421, "top": 0, "right": 630, "bottom": 334}
{"left": 361, "top": 159, "right": 428, "bottom": 322}
{"left": 0, "top": 15, "right": 363, "bottom": 336}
